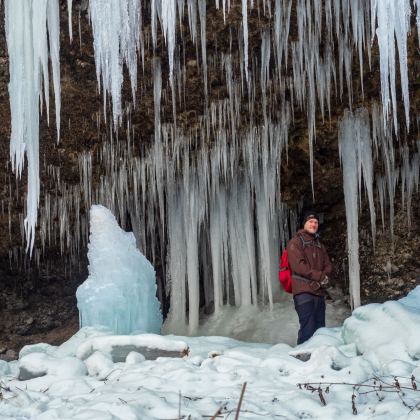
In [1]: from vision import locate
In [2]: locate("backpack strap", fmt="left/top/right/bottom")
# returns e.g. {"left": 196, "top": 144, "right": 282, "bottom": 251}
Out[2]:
{"left": 292, "top": 275, "right": 312, "bottom": 283}
{"left": 299, "top": 234, "right": 322, "bottom": 250}
{"left": 299, "top": 235, "right": 306, "bottom": 250}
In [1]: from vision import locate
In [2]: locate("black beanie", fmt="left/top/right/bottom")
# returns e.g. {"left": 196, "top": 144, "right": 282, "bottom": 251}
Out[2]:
{"left": 302, "top": 210, "right": 319, "bottom": 227}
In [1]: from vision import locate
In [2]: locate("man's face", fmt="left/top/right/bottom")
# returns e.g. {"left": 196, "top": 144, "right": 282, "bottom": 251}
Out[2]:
{"left": 304, "top": 218, "right": 318, "bottom": 234}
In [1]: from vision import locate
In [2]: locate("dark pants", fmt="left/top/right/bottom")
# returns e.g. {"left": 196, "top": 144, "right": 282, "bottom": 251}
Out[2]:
{"left": 294, "top": 293, "right": 326, "bottom": 345}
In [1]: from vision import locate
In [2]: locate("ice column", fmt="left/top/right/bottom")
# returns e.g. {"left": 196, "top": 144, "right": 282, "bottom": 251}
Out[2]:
{"left": 5, "top": 0, "right": 61, "bottom": 255}
{"left": 339, "top": 110, "right": 361, "bottom": 310}
{"left": 339, "top": 108, "right": 375, "bottom": 310}
{"left": 77, "top": 205, "right": 162, "bottom": 335}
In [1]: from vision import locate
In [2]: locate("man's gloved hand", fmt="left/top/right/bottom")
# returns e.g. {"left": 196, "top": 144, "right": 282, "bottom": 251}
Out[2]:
{"left": 320, "top": 275, "right": 329, "bottom": 287}
{"left": 309, "top": 280, "right": 321, "bottom": 291}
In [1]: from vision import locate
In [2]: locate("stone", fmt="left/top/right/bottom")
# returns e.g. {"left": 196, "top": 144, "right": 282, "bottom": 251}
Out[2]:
{"left": 26, "top": 317, "right": 34, "bottom": 325}
{"left": 6, "top": 349, "right": 17, "bottom": 358}
{"left": 0, "top": 349, "right": 17, "bottom": 362}
{"left": 0, "top": 347, "right": 6, "bottom": 354}
{"left": 326, "top": 287, "right": 344, "bottom": 302}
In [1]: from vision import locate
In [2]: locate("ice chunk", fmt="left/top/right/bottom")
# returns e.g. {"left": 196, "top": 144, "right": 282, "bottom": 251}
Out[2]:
{"left": 18, "top": 353, "right": 87, "bottom": 380}
{"left": 19, "top": 342, "right": 57, "bottom": 359}
{"left": 0, "top": 360, "right": 11, "bottom": 376}
{"left": 76, "top": 334, "right": 188, "bottom": 362}
{"left": 76, "top": 205, "right": 162, "bottom": 335}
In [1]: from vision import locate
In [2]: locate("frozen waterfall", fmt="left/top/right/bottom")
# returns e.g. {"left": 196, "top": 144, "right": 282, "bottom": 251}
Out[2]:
{"left": 3, "top": 0, "right": 420, "bottom": 328}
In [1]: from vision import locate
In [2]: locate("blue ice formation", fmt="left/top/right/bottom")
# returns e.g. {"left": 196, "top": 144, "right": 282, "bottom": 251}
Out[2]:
{"left": 76, "top": 205, "right": 162, "bottom": 334}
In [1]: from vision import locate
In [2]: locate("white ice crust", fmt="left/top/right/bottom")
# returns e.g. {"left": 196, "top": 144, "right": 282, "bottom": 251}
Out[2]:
{"left": 76, "top": 205, "right": 162, "bottom": 335}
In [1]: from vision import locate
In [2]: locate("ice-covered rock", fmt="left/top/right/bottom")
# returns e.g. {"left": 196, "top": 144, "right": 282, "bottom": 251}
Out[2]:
{"left": 50, "top": 326, "right": 114, "bottom": 358}
{"left": 76, "top": 205, "right": 162, "bottom": 335}
{"left": 76, "top": 334, "right": 189, "bottom": 362}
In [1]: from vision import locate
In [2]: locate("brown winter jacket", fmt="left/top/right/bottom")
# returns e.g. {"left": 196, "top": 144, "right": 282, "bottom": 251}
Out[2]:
{"left": 286, "top": 229, "right": 332, "bottom": 297}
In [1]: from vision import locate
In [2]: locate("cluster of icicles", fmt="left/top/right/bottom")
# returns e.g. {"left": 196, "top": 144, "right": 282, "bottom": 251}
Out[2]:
{"left": 3, "top": 0, "right": 420, "bottom": 322}
{"left": 4, "top": 97, "right": 420, "bottom": 326}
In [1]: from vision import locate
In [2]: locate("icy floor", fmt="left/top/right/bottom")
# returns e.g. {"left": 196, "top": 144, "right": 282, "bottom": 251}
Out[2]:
{"left": 162, "top": 292, "right": 351, "bottom": 346}
{"left": 1, "top": 289, "right": 420, "bottom": 420}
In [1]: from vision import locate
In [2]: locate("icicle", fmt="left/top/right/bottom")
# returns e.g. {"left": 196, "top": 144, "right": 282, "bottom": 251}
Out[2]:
{"left": 242, "top": 0, "right": 249, "bottom": 82}
{"left": 371, "top": 0, "right": 411, "bottom": 132}
{"left": 68, "top": 0, "right": 73, "bottom": 42}
{"left": 89, "top": 0, "right": 141, "bottom": 126}
{"left": 5, "top": 0, "right": 61, "bottom": 256}
{"left": 161, "top": 0, "right": 177, "bottom": 94}
{"left": 198, "top": 0, "right": 208, "bottom": 101}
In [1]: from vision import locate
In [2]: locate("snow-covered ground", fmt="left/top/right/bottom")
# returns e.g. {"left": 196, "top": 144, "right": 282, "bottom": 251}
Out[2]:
{"left": 1, "top": 288, "right": 420, "bottom": 420}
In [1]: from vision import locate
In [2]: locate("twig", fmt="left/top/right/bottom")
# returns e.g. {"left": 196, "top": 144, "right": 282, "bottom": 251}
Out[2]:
{"left": 234, "top": 382, "right": 247, "bottom": 420}
{"left": 179, "top": 389, "right": 181, "bottom": 420}
{"left": 100, "top": 368, "right": 122, "bottom": 381}
{"left": 299, "top": 375, "right": 420, "bottom": 415}
{"left": 300, "top": 382, "right": 420, "bottom": 392}
{"left": 209, "top": 407, "right": 223, "bottom": 420}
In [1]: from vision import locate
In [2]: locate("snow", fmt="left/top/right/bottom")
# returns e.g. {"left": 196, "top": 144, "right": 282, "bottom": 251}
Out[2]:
{"left": 1, "top": 288, "right": 420, "bottom": 419}
{"left": 18, "top": 353, "right": 87, "bottom": 380}
{"left": 76, "top": 205, "right": 162, "bottom": 335}
{"left": 83, "top": 351, "right": 116, "bottom": 378}
{"left": 125, "top": 351, "right": 146, "bottom": 364}
{"left": 342, "top": 290, "right": 420, "bottom": 367}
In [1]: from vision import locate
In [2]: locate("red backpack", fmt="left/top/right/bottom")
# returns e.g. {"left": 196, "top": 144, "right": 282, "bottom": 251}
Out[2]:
{"left": 279, "top": 234, "right": 323, "bottom": 293}
{"left": 279, "top": 249, "right": 292, "bottom": 293}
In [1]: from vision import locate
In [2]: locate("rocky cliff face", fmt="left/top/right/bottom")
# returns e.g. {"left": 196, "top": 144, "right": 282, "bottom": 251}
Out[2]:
{"left": 0, "top": 0, "right": 420, "bottom": 356}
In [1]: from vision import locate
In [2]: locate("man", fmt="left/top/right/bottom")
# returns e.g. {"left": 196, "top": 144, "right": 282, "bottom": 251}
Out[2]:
{"left": 287, "top": 210, "right": 332, "bottom": 345}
